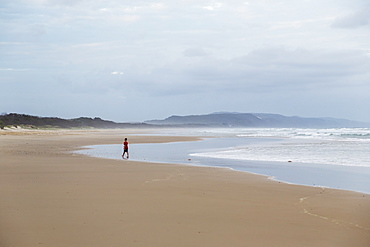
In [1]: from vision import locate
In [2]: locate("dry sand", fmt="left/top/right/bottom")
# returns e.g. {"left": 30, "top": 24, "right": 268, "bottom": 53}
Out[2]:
{"left": 0, "top": 129, "right": 369, "bottom": 247}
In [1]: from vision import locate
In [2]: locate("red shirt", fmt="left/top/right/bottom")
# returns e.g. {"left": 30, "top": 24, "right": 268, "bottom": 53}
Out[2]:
{"left": 123, "top": 141, "right": 128, "bottom": 150}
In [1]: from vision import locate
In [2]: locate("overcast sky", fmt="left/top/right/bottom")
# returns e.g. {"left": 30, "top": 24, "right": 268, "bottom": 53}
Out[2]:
{"left": 1, "top": 0, "right": 370, "bottom": 122}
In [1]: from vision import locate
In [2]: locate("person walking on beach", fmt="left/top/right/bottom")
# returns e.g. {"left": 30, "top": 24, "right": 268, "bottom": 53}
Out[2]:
{"left": 122, "top": 138, "right": 129, "bottom": 159}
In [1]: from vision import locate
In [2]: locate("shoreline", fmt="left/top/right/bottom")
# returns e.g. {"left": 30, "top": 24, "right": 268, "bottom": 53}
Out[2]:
{"left": 78, "top": 137, "right": 370, "bottom": 195}
{"left": 1, "top": 129, "right": 369, "bottom": 246}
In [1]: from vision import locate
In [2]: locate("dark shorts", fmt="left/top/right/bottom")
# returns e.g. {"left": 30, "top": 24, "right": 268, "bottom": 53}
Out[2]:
{"left": 123, "top": 149, "right": 128, "bottom": 153}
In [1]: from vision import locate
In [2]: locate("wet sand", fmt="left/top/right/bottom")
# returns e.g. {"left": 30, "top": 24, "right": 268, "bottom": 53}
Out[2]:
{"left": 0, "top": 129, "right": 369, "bottom": 247}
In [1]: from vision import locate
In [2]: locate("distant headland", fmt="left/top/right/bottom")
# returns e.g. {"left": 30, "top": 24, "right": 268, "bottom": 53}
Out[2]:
{"left": 0, "top": 113, "right": 149, "bottom": 129}
{"left": 146, "top": 112, "right": 369, "bottom": 128}
{"left": 1, "top": 112, "right": 369, "bottom": 129}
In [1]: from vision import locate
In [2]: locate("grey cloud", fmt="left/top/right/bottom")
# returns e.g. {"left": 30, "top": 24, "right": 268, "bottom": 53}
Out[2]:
{"left": 121, "top": 48, "right": 370, "bottom": 97}
{"left": 2, "top": 0, "right": 370, "bottom": 122}
{"left": 331, "top": 7, "right": 370, "bottom": 28}
{"left": 33, "top": 0, "right": 89, "bottom": 7}
{"left": 183, "top": 47, "right": 209, "bottom": 57}
{"left": 232, "top": 48, "right": 369, "bottom": 77}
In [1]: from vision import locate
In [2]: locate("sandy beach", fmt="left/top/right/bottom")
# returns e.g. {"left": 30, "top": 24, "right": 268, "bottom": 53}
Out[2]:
{"left": 0, "top": 129, "right": 369, "bottom": 247}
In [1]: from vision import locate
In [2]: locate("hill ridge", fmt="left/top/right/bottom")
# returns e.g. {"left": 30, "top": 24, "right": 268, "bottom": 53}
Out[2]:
{"left": 146, "top": 112, "right": 369, "bottom": 128}
{"left": 0, "top": 113, "right": 148, "bottom": 129}
{"left": 1, "top": 112, "right": 368, "bottom": 129}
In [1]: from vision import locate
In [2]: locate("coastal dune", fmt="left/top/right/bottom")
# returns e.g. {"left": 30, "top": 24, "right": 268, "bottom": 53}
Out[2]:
{"left": 0, "top": 129, "right": 369, "bottom": 247}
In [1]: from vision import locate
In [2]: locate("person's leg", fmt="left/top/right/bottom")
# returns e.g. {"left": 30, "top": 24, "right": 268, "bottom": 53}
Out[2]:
{"left": 123, "top": 150, "right": 129, "bottom": 159}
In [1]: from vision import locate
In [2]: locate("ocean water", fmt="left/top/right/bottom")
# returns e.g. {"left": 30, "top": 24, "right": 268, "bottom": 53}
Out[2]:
{"left": 189, "top": 128, "right": 370, "bottom": 167}
{"left": 76, "top": 128, "right": 370, "bottom": 194}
